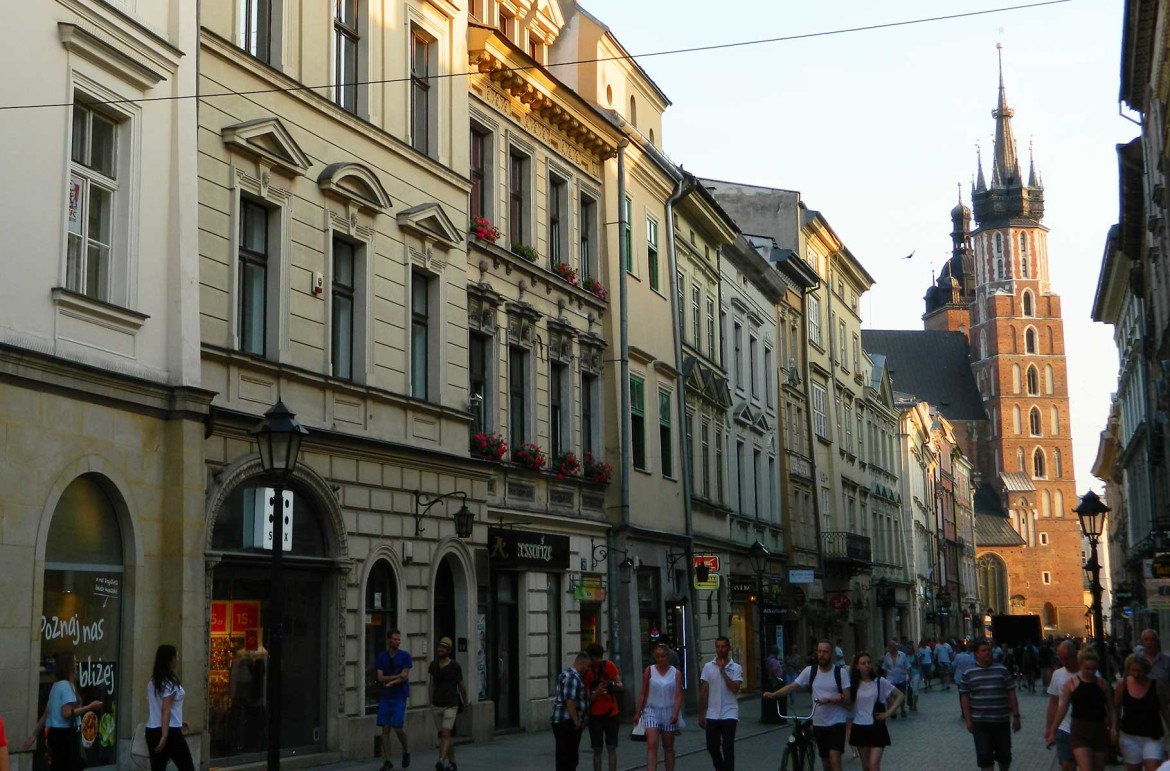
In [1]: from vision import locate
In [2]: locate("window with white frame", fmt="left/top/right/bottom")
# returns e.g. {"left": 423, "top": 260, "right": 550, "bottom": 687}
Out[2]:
{"left": 647, "top": 217, "right": 659, "bottom": 291}
{"left": 550, "top": 361, "right": 568, "bottom": 457}
{"left": 733, "top": 322, "right": 743, "bottom": 387}
{"left": 510, "top": 345, "right": 530, "bottom": 444}
{"left": 237, "top": 198, "right": 272, "bottom": 356}
{"left": 509, "top": 149, "right": 530, "bottom": 246}
{"left": 658, "top": 388, "right": 673, "bottom": 478}
{"left": 334, "top": 0, "right": 360, "bottom": 113}
{"left": 764, "top": 347, "right": 773, "bottom": 408}
{"left": 1039, "top": 532, "right": 1049, "bottom": 546}
{"left": 579, "top": 192, "right": 598, "bottom": 279}
{"left": 691, "top": 286, "right": 701, "bottom": 344}
{"left": 807, "top": 295, "right": 821, "bottom": 346}
{"left": 410, "top": 25, "right": 436, "bottom": 156}
{"left": 331, "top": 236, "right": 358, "bottom": 380}
{"left": 410, "top": 270, "right": 433, "bottom": 399}
{"left": 470, "top": 124, "right": 490, "bottom": 221}
{"left": 67, "top": 101, "right": 121, "bottom": 302}
{"left": 631, "top": 376, "right": 646, "bottom": 470}
{"left": 701, "top": 418, "right": 711, "bottom": 497}
{"left": 469, "top": 331, "right": 492, "bottom": 435}
{"left": 706, "top": 297, "right": 716, "bottom": 360}
{"left": 749, "top": 334, "right": 758, "bottom": 398}
{"left": 239, "top": 0, "right": 279, "bottom": 65}
{"left": 812, "top": 383, "right": 828, "bottom": 439}
{"left": 715, "top": 430, "right": 724, "bottom": 502}
{"left": 1042, "top": 571, "right": 1051, "bottom": 585}
{"left": 548, "top": 173, "right": 568, "bottom": 266}
{"left": 677, "top": 272, "right": 685, "bottom": 330}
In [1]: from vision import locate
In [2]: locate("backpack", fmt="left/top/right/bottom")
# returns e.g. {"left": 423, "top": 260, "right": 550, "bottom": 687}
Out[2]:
{"left": 807, "top": 664, "right": 843, "bottom": 695}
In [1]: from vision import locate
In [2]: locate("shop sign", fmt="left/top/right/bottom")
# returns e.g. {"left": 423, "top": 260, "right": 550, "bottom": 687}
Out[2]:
{"left": 245, "top": 488, "right": 293, "bottom": 551}
{"left": 694, "top": 573, "right": 721, "bottom": 590}
{"left": 695, "top": 555, "right": 721, "bottom": 573}
{"left": 761, "top": 605, "right": 789, "bottom": 618}
{"left": 789, "top": 569, "right": 814, "bottom": 585}
{"left": 232, "top": 601, "right": 261, "bottom": 632}
{"left": 573, "top": 576, "right": 607, "bottom": 602}
{"left": 1152, "top": 556, "right": 1170, "bottom": 579}
{"left": 488, "top": 527, "right": 570, "bottom": 570}
{"left": 1147, "top": 578, "right": 1170, "bottom": 610}
{"left": 827, "top": 593, "right": 852, "bottom": 611}
{"left": 728, "top": 578, "right": 755, "bottom": 599}
{"left": 211, "top": 601, "right": 229, "bottom": 634}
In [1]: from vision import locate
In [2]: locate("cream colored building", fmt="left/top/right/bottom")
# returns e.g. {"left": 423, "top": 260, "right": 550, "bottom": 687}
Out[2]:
{"left": 0, "top": 2, "right": 208, "bottom": 770}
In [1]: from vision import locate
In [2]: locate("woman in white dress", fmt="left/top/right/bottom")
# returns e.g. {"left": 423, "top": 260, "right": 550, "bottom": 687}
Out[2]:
{"left": 634, "top": 644, "right": 683, "bottom": 771}
{"left": 848, "top": 652, "right": 904, "bottom": 771}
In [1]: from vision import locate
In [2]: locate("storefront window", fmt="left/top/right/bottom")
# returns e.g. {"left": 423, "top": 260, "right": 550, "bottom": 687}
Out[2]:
{"left": 637, "top": 570, "right": 660, "bottom": 671}
{"left": 365, "top": 561, "right": 398, "bottom": 714}
{"left": 40, "top": 475, "right": 123, "bottom": 771}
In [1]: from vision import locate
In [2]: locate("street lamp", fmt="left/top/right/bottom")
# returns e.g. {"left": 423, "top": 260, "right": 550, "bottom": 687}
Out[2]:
{"left": 249, "top": 400, "right": 308, "bottom": 771}
{"left": 1075, "top": 490, "right": 1110, "bottom": 680}
{"left": 413, "top": 490, "right": 475, "bottom": 538}
{"left": 591, "top": 540, "right": 633, "bottom": 584}
{"left": 748, "top": 540, "right": 770, "bottom": 694}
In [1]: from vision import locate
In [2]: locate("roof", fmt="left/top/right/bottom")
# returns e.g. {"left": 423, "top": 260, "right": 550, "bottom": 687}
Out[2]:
{"left": 973, "top": 482, "right": 1007, "bottom": 518}
{"left": 974, "top": 511, "right": 1027, "bottom": 547}
{"left": 999, "top": 472, "right": 1036, "bottom": 492}
{"left": 861, "top": 330, "right": 986, "bottom": 421}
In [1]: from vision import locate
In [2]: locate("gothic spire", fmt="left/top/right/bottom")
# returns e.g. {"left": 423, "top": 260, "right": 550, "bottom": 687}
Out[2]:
{"left": 1028, "top": 138, "right": 1040, "bottom": 187}
{"left": 991, "top": 43, "right": 1021, "bottom": 186}
{"left": 975, "top": 143, "right": 987, "bottom": 192}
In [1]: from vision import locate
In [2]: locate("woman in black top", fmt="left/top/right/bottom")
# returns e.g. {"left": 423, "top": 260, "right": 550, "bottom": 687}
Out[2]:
{"left": 1045, "top": 647, "right": 1116, "bottom": 771}
{"left": 1113, "top": 653, "right": 1170, "bottom": 771}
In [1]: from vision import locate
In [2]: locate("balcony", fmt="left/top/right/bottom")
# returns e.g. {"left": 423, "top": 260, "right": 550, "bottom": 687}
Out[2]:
{"left": 822, "top": 531, "right": 873, "bottom": 576}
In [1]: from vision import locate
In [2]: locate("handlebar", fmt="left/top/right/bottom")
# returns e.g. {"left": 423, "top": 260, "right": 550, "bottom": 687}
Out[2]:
{"left": 767, "top": 700, "right": 818, "bottom": 722}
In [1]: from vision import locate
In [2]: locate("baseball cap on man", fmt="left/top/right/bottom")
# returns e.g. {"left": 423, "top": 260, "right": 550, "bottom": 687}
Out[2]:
{"left": 438, "top": 636, "right": 454, "bottom": 649}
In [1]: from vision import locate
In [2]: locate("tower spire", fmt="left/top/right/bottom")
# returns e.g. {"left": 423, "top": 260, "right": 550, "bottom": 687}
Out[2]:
{"left": 992, "top": 43, "right": 1021, "bottom": 185}
{"left": 1028, "top": 137, "right": 1040, "bottom": 187}
{"left": 975, "top": 141, "right": 986, "bottom": 192}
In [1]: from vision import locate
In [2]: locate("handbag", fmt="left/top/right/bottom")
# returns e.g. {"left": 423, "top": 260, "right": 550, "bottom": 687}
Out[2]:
{"left": 630, "top": 716, "right": 646, "bottom": 743}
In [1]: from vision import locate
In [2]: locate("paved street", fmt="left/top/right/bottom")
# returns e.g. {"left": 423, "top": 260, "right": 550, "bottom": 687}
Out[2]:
{"left": 325, "top": 680, "right": 1064, "bottom": 771}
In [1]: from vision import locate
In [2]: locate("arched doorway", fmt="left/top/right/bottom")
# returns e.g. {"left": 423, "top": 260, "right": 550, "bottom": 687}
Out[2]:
{"left": 432, "top": 551, "right": 474, "bottom": 705}
{"left": 364, "top": 559, "right": 400, "bottom": 715}
{"left": 38, "top": 475, "right": 126, "bottom": 771}
{"left": 977, "top": 553, "right": 1008, "bottom": 617}
{"left": 206, "top": 482, "right": 334, "bottom": 761}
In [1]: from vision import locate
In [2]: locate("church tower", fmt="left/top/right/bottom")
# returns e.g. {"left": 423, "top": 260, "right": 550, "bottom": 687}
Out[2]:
{"left": 965, "top": 45, "right": 1082, "bottom": 634}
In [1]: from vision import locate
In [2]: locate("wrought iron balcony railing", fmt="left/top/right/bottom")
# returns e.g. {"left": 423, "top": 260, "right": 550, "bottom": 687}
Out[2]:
{"left": 822, "top": 531, "right": 873, "bottom": 565}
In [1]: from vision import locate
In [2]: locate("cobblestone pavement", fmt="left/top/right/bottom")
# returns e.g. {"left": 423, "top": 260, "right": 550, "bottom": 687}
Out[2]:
{"left": 323, "top": 681, "right": 1068, "bottom": 771}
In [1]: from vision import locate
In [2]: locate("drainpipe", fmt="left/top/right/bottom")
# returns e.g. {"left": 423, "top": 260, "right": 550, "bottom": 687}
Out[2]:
{"left": 801, "top": 281, "right": 824, "bottom": 650}
{"left": 611, "top": 139, "right": 630, "bottom": 675}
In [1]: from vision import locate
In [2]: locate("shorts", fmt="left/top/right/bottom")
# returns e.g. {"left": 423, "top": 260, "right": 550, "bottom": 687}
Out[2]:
{"left": 1120, "top": 732, "right": 1166, "bottom": 765}
{"left": 919, "top": 663, "right": 933, "bottom": 679}
{"left": 588, "top": 713, "right": 620, "bottom": 749}
{"left": 1054, "top": 729, "right": 1073, "bottom": 764}
{"left": 1070, "top": 719, "right": 1110, "bottom": 753}
{"left": 848, "top": 721, "right": 890, "bottom": 748}
{"left": 377, "top": 698, "right": 407, "bottom": 728}
{"left": 972, "top": 721, "right": 1012, "bottom": 768}
{"left": 432, "top": 705, "right": 458, "bottom": 732}
{"left": 813, "top": 722, "right": 847, "bottom": 758}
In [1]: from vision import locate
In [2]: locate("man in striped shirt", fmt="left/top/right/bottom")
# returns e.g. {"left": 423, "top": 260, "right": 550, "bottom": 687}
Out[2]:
{"left": 960, "top": 639, "right": 1021, "bottom": 771}
{"left": 552, "top": 652, "right": 590, "bottom": 771}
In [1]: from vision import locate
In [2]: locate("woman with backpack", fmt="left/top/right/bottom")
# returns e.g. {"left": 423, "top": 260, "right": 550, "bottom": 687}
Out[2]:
{"left": 847, "top": 652, "right": 904, "bottom": 771}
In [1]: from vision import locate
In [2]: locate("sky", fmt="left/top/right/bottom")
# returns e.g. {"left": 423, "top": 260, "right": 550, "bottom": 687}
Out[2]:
{"left": 577, "top": 0, "right": 1132, "bottom": 497}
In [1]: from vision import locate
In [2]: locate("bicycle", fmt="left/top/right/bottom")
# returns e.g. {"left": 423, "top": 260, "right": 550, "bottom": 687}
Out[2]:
{"left": 767, "top": 700, "right": 818, "bottom": 771}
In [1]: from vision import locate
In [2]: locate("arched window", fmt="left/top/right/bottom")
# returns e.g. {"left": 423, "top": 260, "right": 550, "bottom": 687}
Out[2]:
{"left": 1012, "top": 405, "right": 1022, "bottom": 434}
{"left": 1020, "top": 232, "right": 1028, "bottom": 254}
{"left": 1029, "top": 407, "right": 1042, "bottom": 436}
{"left": 1027, "top": 366, "right": 1039, "bottom": 395}
{"left": 1042, "top": 490, "right": 1052, "bottom": 518}
{"left": 1012, "top": 364, "right": 1021, "bottom": 393}
{"left": 1022, "top": 291, "right": 1033, "bottom": 316}
{"left": 1021, "top": 254, "right": 1029, "bottom": 278}
{"left": 980, "top": 331, "right": 988, "bottom": 360}
{"left": 1017, "top": 447, "right": 1025, "bottom": 471}
{"left": 365, "top": 560, "right": 399, "bottom": 713}
{"left": 1051, "top": 406, "right": 1059, "bottom": 434}
{"left": 1055, "top": 489, "right": 1065, "bottom": 518}
{"left": 629, "top": 95, "right": 637, "bottom": 127}
{"left": 1043, "top": 602, "right": 1056, "bottom": 629}
{"left": 977, "top": 554, "right": 1009, "bottom": 616}
{"left": 1045, "top": 365, "right": 1054, "bottom": 394}
{"left": 1054, "top": 449, "right": 1063, "bottom": 478}
{"left": 995, "top": 232, "right": 1003, "bottom": 253}
{"left": 1025, "top": 327, "right": 1037, "bottom": 354}
{"left": 1033, "top": 448, "right": 1046, "bottom": 478}
{"left": 997, "top": 258, "right": 1004, "bottom": 280}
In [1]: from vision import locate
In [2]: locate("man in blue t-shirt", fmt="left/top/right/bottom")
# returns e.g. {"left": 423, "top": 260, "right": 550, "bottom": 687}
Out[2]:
{"left": 376, "top": 629, "right": 412, "bottom": 769}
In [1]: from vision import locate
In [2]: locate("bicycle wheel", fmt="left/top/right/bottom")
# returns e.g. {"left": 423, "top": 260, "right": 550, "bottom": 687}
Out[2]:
{"left": 779, "top": 743, "right": 796, "bottom": 771}
{"left": 802, "top": 741, "right": 817, "bottom": 771}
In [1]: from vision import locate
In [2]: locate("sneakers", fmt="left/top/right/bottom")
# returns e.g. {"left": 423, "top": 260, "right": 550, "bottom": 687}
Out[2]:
{"left": 403, "top": 753, "right": 411, "bottom": 768}
{"left": 381, "top": 761, "right": 393, "bottom": 771}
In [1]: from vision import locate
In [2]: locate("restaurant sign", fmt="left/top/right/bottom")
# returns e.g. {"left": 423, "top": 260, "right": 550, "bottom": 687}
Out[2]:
{"left": 488, "top": 527, "right": 570, "bottom": 570}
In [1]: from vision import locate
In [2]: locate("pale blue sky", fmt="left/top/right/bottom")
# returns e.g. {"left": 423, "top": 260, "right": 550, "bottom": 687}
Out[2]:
{"left": 578, "top": 0, "right": 1131, "bottom": 496}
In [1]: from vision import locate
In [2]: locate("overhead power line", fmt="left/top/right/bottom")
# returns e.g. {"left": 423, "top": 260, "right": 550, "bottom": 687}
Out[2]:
{"left": 0, "top": 0, "right": 1071, "bottom": 113}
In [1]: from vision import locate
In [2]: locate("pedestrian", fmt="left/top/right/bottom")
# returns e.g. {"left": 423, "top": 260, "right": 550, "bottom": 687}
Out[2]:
{"left": 1114, "top": 653, "right": 1170, "bottom": 771}
{"left": 765, "top": 640, "right": 852, "bottom": 771}
{"left": 1046, "top": 640, "right": 1079, "bottom": 771}
{"left": 953, "top": 643, "right": 977, "bottom": 717}
{"left": 1020, "top": 642, "right": 1038, "bottom": 694}
{"left": 917, "top": 639, "right": 934, "bottom": 692}
{"left": 1140, "top": 629, "right": 1170, "bottom": 692}
{"left": 847, "top": 651, "right": 903, "bottom": 771}
{"left": 699, "top": 636, "right": 742, "bottom": 770}
{"left": 22, "top": 651, "right": 102, "bottom": 771}
{"left": 428, "top": 636, "right": 466, "bottom": 771}
{"left": 552, "top": 651, "right": 590, "bottom": 771}
{"left": 1039, "top": 640, "right": 1055, "bottom": 690}
{"left": 960, "top": 639, "right": 1021, "bottom": 771}
{"left": 762, "top": 645, "right": 787, "bottom": 725}
{"left": 582, "top": 642, "right": 623, "bottom": 771}
{"left": 936, "top": 638, "right": 954, "bottom": 691}
{"left": 0, "top": 714, "right": 10, "bottom": 771}
{"left": 834, "top": 639, "right": 846, "bottom": 668}
{"left": 145, "top": 645, "right": 194, "bottom": 771}
{"left": 375, "top": 629, "right": 412, "bottom": 770}
{"left": 785, "top": 645, "right": 805, "bottom": 685}
{"left": 1045, "top": 646, "right": 1116, "bottom": 771}
{"left": 879, "top": 639, "right": 910, "bottom": 718}
{"left": 634, "top": 643, "right": 683, "bottom": 771}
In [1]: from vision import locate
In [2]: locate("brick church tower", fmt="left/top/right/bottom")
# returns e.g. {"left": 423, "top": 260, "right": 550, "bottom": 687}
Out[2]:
{"left": 922, "top": 46, "right": 1083, "bottom": 634}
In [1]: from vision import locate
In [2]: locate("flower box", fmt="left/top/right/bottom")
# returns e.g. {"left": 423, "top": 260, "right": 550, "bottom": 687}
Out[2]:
{"left": 551, "top": 261, "right": 579, "bottom": 286}
{"left": 550, "top": 451, "right": 581, "bottom": 481}
{"left": 583, "top": 451, "right": 613, "bottom": 485}
{"left": 471, "top": 217, "right": 500, "bottom": 244}
{"left": 511, "top": 243, "right": 538, "bottom": 262}
{"left": 470, "top": 432, "right": 507, "bottom": 462}
{"left": 582, "top": 277, "right": 608, "bottom": 301}
{"left": 511, "top": 442, "right": 546, "bottom": 470}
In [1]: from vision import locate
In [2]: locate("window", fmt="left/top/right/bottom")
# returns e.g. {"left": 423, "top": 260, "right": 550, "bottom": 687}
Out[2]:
{"left": 528, "top": 37, "right": 544, "bottom": 64}
{"left": 629, "top": 95, "right": 637, "bottom": 127}
{"left": 736, "top": 440, "right": 746, "bottom": 514}
{"left": 812, "top": 383, "right": 828, "bottom": 438}
{"left": 1042, "top": 571, "right": 1051, "bottom": 585}
{"left": 1053, "top": 449, "right": 1062, "bottom": 478}
{"left": 332, "top": 237, "right": 356, "bottom": 380}
{"left": 509, "top": 347, "right": 529, "bottom": 443}
{"left": 1039, "top": 532, "right": 1049, "bottom": 546}
{"left": 996, "top": 258, "right": 1004, "bottom": 280}
{"left": 838, "top": 320, "right": 847, "bottom": 370}
{"left": 852, "top": 334, "right": 860, "bottom": 372}
{"left": 1012, "top": 364, "right": 1021, "bottom": 393}
{"left": 807, "top": 296, "right": 821, "bottom": 345}
{"left": 753, "top": 448, "right": 763, "bottom": 517}
{"left": 470, "top": 126, "right": 488, "bottom": 221}
{"left": 701, "top": 419, "right": 711, "bottom": 497}
{"left": 498, "top": 10, "right": 514, "bottom": 40}
{"left": 581, "top": 372, "right": 598, "bottom": 456}
{"left": 764, "top": 348, "right": 774, "bottom": 408}
{"left": 469, "top": 332, "right": 491, "bottom": 435}
{"left": 733, "top": 323, "right": 744, "bottom": 386}
{"left": 550, "top": 362, "right": 567, "bottom": 457}
{"left": 622, "top": 196, "right": 633, "bottom": 272}
{"left": 995, "top": 232, "right": 1003, "bottom": 253}
{"left": 691, "top": 286, "right": 701, "bottom": 344}
{"left": 1012, "top": 405, "right": 1021, "bottom": 434}
{"left": 715, "top": 431, "right": 724, "bottom": 502}
{"left": 1027, "top": 366, "right": 1039, "bottom": 395}
{"left": 1025, "top": 327, "right": 1037, "bottom": 354}
{"left": 239, "top": 0, "right": 275, "bottom": 63}
{"left": 238, "top": 198, "right": 270, "bottom": 356}
{"left": 1022, "top": 291, "right": 1033, "bottom": 316}
{"left": 658, "top": 388, "right": 672, "bottom": 477}
{"left": 509, "top": 151, "right": 529, "bottom": 245}
{"left": 1029, "top": 407, "right": 1041, "bottom": 436}
{"left": 1033, "top": 448, "right": 1046, "bottom": 478}
{"left": 469, "top": 0, "right": 481, "bottom": 20}
{"left": 631, "top": 376, "right": 646, "bottom": 470}
{"left": 573, "top": 194, "right": 596, "bottom": 281}
{"left": 334, "top": 0, "right": 360, "bottom": 113}
{"left": 1051, "top": 407, "right": 1059, "bottom": 435}
{"left": 1045, "top": 365, "right": 1054, "bottom": 394}
{"left": 548, "top": 174, "right": 567, "bottom": 266}
{"left": 67, "top": 102, "right": 119, "bottom": 302}
{"left": 647, "top": 218, "right": 659, "bottom": 290}
{"left": 411, "top": 271, "right": 431, "bottom": 398}
{"left": 749, "top": 335, "right": 759, "bottom": 398}
{"left": 844, "top": 403, "right": 853, "bottom": 452}
{"left": 676, "top": 272, "right": 685, "bottom": 330}
{"left": 706, "top": 298, "right": 716, "bottom": 359}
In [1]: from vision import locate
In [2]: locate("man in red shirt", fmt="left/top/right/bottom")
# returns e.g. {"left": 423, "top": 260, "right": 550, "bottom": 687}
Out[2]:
{"left": 582, "top": 642, "right": 624, "bottom": 771}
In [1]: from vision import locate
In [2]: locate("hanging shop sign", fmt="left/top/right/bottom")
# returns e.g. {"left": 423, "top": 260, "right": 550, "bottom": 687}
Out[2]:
{"left": 789, "top": 569, "right": 815, "bottom": 585}
{"left": 694, "top": 573, "right": 721, "bottom": 590}
{"left": 488, "top": 527, "right": 570, "bottom": 570}
{"left": 827, "top": 593, "right": 852, "bottom": 611}
{"left": 1146, "top": 578, "right": 1170, "bottom": 610}
{"left": 573, "top": 576, "right": 607, "bottom": 602}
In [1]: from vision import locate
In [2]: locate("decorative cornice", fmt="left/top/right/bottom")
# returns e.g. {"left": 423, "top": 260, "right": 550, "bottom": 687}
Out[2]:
{"left": 59, "top": 22, "right": 167, "bottom": 89}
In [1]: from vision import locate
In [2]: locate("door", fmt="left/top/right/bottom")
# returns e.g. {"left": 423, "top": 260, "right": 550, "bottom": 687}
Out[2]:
{"left": 491, "top": 571, "right": 520, "bottom": 729}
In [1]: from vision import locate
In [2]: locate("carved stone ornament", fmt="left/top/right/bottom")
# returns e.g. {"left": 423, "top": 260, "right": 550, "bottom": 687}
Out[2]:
{"left": 577, "top": 331, "right": 607, "bottom": 375}
{"left": 467, "top": 289, "right": 500, "bottom": 335}
{"left": 506, "top": 300, "right": 542, "bottom": 349}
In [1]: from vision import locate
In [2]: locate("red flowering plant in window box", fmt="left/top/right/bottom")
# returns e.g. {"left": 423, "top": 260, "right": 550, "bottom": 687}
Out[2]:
{"left": 470, "top": 432, "right": 507, "bottom": 462}
{"left": 583, "top": 451, "right": 613, "bottom": 485}
{"left": 511, "top": 243, "right": 538, "bottom": 262}
{"left": 511, "top": 442, "right": 546, "bottom": 470}
{"left": 470, "top": 216, "right": 500, "bottom": 244}
{"left": 549, "top": 451, "right": 581, "bottom": 481}
{"left": 551, "top": 261, "right": 579, "bottom": 286}
{"left": 582, "top": 277, "right": 608, "bottom": 301}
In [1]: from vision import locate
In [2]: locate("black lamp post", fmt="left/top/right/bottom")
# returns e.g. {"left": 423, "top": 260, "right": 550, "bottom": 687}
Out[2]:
{"left": 749, "top": 540, "right": 769, "bottom": 692}
{"left": 591, "top": 540, "right": 633, "bottom": 584}
{"left": 1075, "top": 490, "right": 1110, "bottom": 680}
{"left": 249, "top": 400, "right": 308, "bottom": 771}
{"left": 413, "top": 490, "right": 475, "bottom": 539}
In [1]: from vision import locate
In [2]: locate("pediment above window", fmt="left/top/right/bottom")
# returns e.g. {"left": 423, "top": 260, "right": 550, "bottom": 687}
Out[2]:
{"left": 221, "top": 117, "right": 311, "bottom": 176}
{"left": 396, "top": 202, "right": 463, "bottom": 250}
{"left": 318, "top": 162, "right": 391, "bottom": 212}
